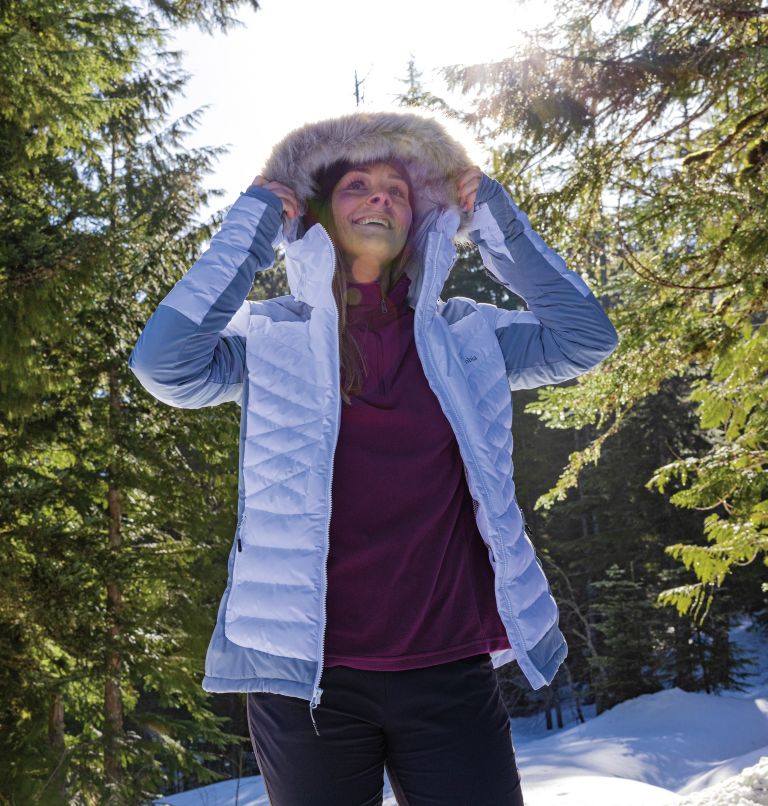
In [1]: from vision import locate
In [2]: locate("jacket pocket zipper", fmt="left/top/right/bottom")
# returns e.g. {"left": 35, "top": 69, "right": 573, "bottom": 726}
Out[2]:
{"left": 236, "top": 512, "right": 247, "bottom": 552}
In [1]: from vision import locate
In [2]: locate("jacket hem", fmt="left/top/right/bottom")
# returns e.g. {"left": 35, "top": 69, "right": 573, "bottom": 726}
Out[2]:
{"left": 490, "top": 647, "right": 518, "bottom": 670}
{"left": 201, "top": 674, "right": 315, "bottom": 700}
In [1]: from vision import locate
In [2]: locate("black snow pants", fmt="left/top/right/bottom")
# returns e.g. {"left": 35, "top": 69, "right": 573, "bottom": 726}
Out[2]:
{"left": 246, "top": 652, "right": 525, "bottom": 805}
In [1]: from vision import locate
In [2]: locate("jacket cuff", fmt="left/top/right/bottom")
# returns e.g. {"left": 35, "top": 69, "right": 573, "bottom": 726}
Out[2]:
{"left": 475, "top": 173, "right": 505, "bottom": 206}
{"left": 243, "top": 184, "right": 284, "bottom": 216}
{"left": 243, "top": 185, "right": 285, "bottom": 247}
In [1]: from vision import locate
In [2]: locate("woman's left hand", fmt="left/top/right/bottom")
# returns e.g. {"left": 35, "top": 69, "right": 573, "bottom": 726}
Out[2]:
{"left": 456, "top": 165, "right": 484, "bottom": 213}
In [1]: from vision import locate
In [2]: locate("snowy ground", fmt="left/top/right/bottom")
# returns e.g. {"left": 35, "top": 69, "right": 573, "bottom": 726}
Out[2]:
{"left": 154, "top": 615, "right": 768, "bottom": 805}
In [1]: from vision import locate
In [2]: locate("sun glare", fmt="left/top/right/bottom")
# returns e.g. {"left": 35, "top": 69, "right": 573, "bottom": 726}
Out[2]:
{"left": 167, "top": 0, "right": 555, "bottom": 212}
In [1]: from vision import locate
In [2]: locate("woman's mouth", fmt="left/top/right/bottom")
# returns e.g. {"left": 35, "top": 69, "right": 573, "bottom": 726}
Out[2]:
{"left": 353, "top": 216, "right": 391, "bottom": 229}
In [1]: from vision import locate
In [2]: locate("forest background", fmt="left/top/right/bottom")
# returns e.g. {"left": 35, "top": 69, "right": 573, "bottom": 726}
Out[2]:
{"left": 0, "top": 0, "right": 766, "bottom": 803}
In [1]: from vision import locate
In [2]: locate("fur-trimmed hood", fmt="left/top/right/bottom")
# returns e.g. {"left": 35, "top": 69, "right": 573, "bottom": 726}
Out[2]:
{"left": 260, "top": 110, "right": 479, "bottom": 244}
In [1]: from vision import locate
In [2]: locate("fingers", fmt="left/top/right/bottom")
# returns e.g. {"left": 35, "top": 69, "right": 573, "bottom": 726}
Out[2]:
{"left": 456, "top": 165, "right": 483, "bottom": 213}
{"left": 249, "top": 176, "right": 300, "bottom": 219}
{"left": 265, "top": 182, "right": 299, "bottom": 220}
{"left": 269, "top": 185, "right": 299, "bottom": 219}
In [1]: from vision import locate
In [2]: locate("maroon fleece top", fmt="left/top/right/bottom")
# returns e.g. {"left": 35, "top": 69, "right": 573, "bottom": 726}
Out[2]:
{"left": 323, "top": 270, "right": 512, "bottom": 671}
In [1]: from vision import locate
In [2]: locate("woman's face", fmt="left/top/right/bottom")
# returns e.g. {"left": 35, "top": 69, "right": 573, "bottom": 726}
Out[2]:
{"left": 329, "top": 162, "right": 412, "bottom": 269}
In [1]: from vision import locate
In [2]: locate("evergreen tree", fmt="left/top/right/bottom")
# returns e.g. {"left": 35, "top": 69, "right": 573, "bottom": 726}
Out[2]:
{"left": 441, "top": 0, "right": 768, "bottom": 620}
{"left": 0, "top": 71, "right": 241, "bottom": 806}
{"left": 395, "top": 55, "right": 459, "bottom": 116}
{"left": 0, "top": 0, "right": 259, "bottom": 410}
{"left": 0, "top": 0, "right": 264, "bottom": 802}
{"left": 588, "top": 564, "right": 663, "bottom": 712}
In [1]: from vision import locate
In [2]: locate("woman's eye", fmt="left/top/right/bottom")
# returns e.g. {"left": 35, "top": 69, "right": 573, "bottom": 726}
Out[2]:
{"left": 345, "top": 179, "right": 406, "bottom": 198}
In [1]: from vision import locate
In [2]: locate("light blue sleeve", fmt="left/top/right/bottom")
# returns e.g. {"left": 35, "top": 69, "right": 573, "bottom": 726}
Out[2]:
{"left": 128, "top": 186, "right": 284, "bottom": 408}
{"left": 470, "top": 174, "right": 619, "bottom": 390}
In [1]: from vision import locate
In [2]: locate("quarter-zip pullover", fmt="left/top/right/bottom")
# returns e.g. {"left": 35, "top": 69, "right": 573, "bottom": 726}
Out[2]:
{"left": 323, "top": 271, "right": 512, "bottom": 671}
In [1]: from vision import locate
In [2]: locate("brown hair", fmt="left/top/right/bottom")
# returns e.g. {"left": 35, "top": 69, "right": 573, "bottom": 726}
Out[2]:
{"left": 302, "top": 160, "right": 417, "bottom": 405}
{"left": 333, "top": 231, "right": 415, "bottom": 405}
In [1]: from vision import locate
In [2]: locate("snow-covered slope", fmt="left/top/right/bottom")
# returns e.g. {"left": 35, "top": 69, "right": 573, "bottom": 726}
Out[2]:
{"left": 512, "top": 687, "right": 768, "bottom": 805}
{"left": 516, "top": 688, "right": 768, "bottom": 789}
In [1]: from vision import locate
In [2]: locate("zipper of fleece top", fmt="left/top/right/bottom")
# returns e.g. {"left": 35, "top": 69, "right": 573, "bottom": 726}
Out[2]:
{"left": 308, "top": 223, "right": 341, "bottom": 737}
{"left": 375, "top": 330, "right": 386, "bottom": 395}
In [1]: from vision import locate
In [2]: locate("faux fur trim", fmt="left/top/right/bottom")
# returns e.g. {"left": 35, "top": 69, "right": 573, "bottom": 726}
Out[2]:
{"left": 260, "top": 110, "right": 479, "bottom": 242}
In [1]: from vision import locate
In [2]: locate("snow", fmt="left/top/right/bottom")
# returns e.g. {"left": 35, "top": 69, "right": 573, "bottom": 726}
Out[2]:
{"left": 154, "top": 615, "right": 768, "bottom": 805}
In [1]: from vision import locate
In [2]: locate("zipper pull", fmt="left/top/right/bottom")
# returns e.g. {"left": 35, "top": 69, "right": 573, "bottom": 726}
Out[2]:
{"left": 236, "top": 512, "right": 247, "bottom": 552}
{"left": 380, "top": 283, "right": 388, "bottom": 313}
{"left": 309, "top": 687, "right": 323, "bottom": 737}
{"left": 520, "top": 507, "right": 534, "bottom": 539}
{"left": 524, "top": 522, "right": 534, "bottom": 539}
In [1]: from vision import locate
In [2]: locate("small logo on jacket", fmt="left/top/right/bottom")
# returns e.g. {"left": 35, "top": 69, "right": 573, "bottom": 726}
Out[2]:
{"left": 464, "top": 355, "right": 478, "bottom": 364}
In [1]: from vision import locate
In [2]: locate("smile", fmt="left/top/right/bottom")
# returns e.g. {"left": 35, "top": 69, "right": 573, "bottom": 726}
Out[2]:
{"left": 353, "top": 216, "right": 392, "bottom": 229}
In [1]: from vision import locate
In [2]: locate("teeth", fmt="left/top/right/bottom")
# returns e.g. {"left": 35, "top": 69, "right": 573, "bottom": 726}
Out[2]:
{"left": 356, "top": 217, "right": 390, "bottom": 228}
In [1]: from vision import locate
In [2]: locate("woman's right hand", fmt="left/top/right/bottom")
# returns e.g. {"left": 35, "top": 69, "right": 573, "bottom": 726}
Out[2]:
{"left": 250, "top": 175, "right": 300, "bottom": 220}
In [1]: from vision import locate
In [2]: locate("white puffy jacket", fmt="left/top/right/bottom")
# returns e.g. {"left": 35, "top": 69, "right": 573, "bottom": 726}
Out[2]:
{"left": 128, "top": 111, "right": 618, "bottom": 733}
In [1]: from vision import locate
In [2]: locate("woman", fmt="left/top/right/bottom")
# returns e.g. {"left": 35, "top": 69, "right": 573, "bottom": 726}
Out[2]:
{"left": 128, "top": 111, "right": 618, "bottom": 804}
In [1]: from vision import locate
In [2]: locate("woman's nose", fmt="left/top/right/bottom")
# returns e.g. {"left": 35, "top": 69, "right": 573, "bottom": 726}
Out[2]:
{"left": 367, "top": 190, "right": 392, "bottom": 206}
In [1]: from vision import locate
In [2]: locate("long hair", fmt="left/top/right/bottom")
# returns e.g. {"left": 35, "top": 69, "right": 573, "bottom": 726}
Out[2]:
{"left": 301, "top": 160, "right": 417, "bottom": 405}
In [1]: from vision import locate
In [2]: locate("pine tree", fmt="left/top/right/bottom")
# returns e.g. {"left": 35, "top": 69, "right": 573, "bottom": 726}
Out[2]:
{"left": 1, "top": 0, "right": 265, "bottom": 801}
{"left": 588, "top": 564, "right": 663, "bottom": 713}
{"left": 395, "top": 55, "right": 456, "bottom": 115}
{"left": 441, "top": 0, "right": 768, "bottom": 620}
{"left": 0, "top": 0, "right": 258, "bottom": 411}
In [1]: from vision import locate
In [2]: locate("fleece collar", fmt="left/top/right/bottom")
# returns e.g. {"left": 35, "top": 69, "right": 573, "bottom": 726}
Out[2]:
{"left": 345, "top": 272, "right": 412, "bottom": 327}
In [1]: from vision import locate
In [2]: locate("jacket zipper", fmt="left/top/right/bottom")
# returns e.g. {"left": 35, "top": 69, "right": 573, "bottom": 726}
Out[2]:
{"left": 464, "top": 465, "right": 480, "bottom": 517}
{"left": 308, "top": 223, "right": 341, "bottom": 737}
{"left": 464, "top": 464, "right": 491, "bottom": 563}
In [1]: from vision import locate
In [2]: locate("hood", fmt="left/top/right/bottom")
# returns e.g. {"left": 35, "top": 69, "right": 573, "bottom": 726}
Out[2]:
{"left": 260, "top": 110, "right": 479, "bottom": 246}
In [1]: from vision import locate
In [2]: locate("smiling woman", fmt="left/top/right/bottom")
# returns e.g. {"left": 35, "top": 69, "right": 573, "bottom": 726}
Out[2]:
{"left": 128, "top": 109, "right": 618, "bottom": 806}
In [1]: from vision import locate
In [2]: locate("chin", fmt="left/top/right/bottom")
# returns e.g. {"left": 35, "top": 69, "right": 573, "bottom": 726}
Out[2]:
{"left": 347, "top": 241, "right": 401, "bottom": 263}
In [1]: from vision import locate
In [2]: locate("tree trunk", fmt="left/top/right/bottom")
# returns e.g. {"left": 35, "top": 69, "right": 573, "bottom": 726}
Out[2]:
{"left": 104, "top": 366, "right": 124, "bottom": 787}
{"left": 47, "top": 692, "right": 67, "bottom": 801}
{"left": 574, "top": 425, "right": 611, "bottom": 713}
{"left": 48, "top": 690, "right": 65, "bottom": 751}
{"left": 562, "top": 662, "right": 585, "bottom": 724}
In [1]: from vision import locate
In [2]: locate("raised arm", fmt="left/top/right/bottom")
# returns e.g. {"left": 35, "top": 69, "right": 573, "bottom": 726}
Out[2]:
{"left": 128, "top": 185, "right": 284, "bottom": 408}
{"left": 466, "top": 172, "right": 619, "bottom": 390}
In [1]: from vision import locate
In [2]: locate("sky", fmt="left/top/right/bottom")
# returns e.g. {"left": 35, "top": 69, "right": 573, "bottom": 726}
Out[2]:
{"left": 166, "top": 0, "right": 557, "bottom": 215}
{"left": 154, "top": 614, "right": 768, "bottom": 805}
